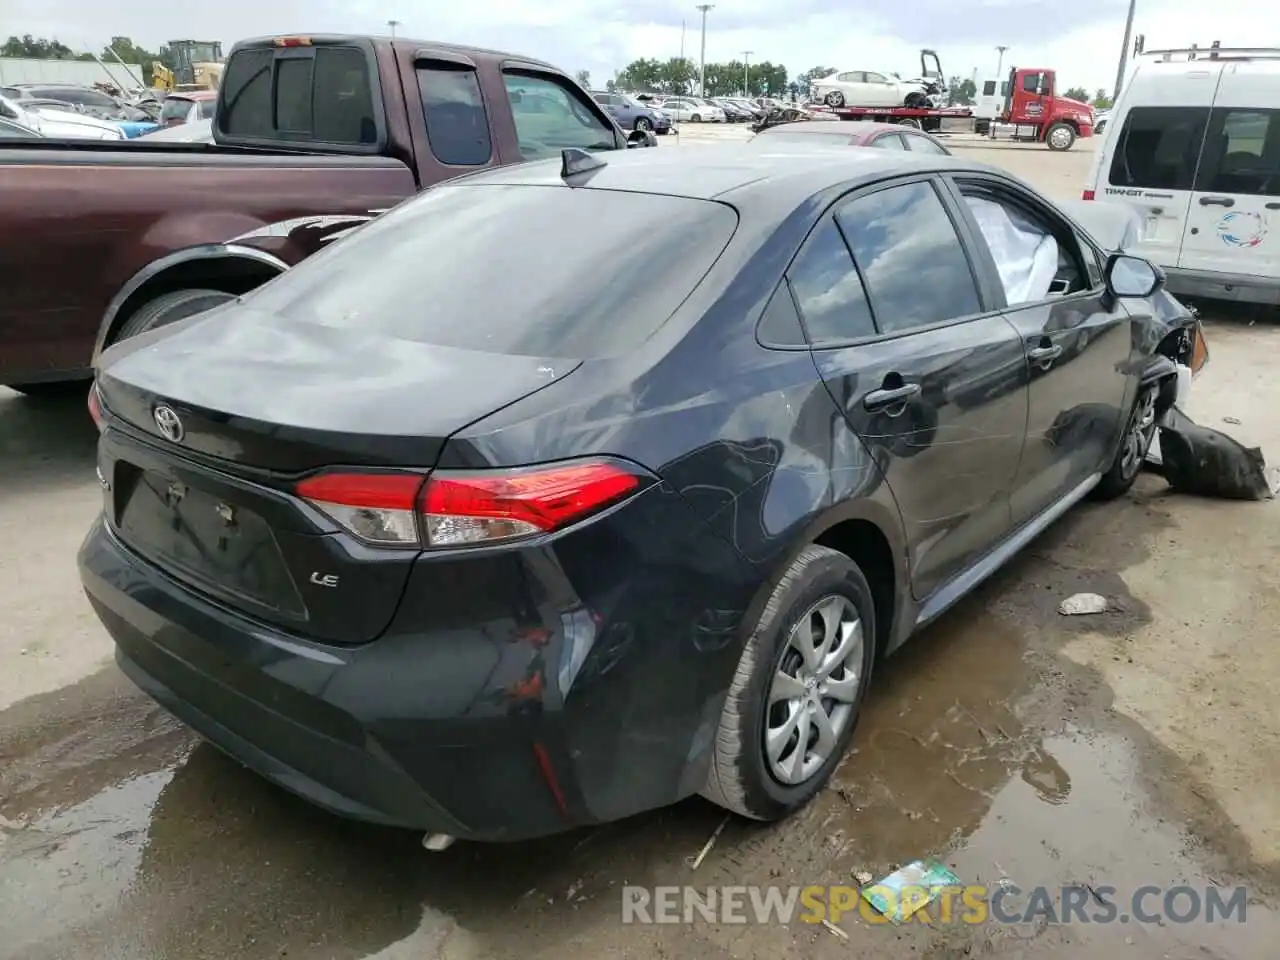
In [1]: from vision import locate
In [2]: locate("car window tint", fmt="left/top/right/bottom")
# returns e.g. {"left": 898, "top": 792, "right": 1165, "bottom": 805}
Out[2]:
{"left": 274, "top": 58, "right": 313, "bottom": 132}
{"left": 836, "top": 181, "right": 981, "bottom": 333}
{"left": 904, "top": 133, "right": 947, "bottom": 155}
{"left": 872, "top": 134, "right": 906, "bottom": 150}
{"left": 310, "top": 47, "right": 377, "bottom": 144}
{"left": 244, "top": 184, "right": 737, "bottom": 359}
{"left": 757, "top": 283, "right": 807, "bottom": 346}
{"left": 219, "top": 48, "right": 274, "bottom": 138}
{"left": 504, "top": 72, "right": 616, "bottom": 160}
{"left": 1108, "top": 106, "right": 1209, "bottom": 192}
{"left": 417, "top": 64, "right": 492, "bottom": 166}
{"left": 786, "top": 218, "right": 877, "bottom": 344}
{"left": 1194, "top": 108, "right": 1280, "bottom": 197}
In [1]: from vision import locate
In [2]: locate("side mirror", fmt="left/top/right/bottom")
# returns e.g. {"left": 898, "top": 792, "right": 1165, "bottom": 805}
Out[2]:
{"left": 1106, "top": 253, "right": 1163, "bottom": 299}
{"left": 627, "top": 128, "right": 658, "bottom": 148}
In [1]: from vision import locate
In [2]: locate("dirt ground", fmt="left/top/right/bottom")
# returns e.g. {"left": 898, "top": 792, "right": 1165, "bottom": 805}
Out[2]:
{"left": 2, "top": 129, "right": 1278, "bottom": 960}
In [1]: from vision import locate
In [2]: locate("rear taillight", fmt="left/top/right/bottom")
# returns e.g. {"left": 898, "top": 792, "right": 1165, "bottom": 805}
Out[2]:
{"left": 1082, "top": 189, "right": 1095, "bottom": 200}
{"left": 295, "top": 459, "right": 650, "bottom": 549}
{"left": 87, "top": 382, "right": 104, "bottom": 431}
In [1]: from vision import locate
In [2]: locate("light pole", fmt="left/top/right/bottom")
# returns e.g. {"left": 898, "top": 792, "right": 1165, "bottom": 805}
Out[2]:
{"left": 696, "top": 4, "right": 713, "bottom": 98}
{"left": 742, "top": 50, "right": 752, "bottom": 96}
{"left": 387, "top": 19, "right": 401, "bottom": 39}
{"left": 1113, "top": 0, "right": 1137, "bottom": 101}
{"left": 995, "top": 45, "right": 1009, "bottom": 77}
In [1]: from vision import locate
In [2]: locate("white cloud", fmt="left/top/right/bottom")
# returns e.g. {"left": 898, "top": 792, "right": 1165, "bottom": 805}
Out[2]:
{"left": 4, "top": 0, "right": 1273, "bottom": 96}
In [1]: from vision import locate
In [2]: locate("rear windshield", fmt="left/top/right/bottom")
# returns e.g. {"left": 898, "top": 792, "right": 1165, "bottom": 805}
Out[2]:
{"left": 161, "top": 98, "right": 193, "bottom": 122}
{"left": 244, "top": 184, "right": 738, "bottom": 358}
{"left": 219, "top": 44, "right": 376, "bottom": 144}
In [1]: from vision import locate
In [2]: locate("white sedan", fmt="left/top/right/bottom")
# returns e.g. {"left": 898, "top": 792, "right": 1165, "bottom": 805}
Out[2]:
{"left": 811, "top": 70, "right": 932, "bottom": 109}
{"left": 0, "top": 94, "right": 124, "bottom": 140}
{"left": 653, "top": 97, "right": 725, "bottom": 123}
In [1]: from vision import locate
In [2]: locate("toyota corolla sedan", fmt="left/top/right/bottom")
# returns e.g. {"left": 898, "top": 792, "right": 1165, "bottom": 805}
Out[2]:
{"left": 80, "top": 144, "right": 1205, "bottom": 848}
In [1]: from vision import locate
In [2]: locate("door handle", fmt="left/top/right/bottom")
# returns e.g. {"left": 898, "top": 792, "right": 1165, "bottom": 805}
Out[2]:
{"left": 1199, "top": 196, "right": 1235, "bottom": 207}
{"left": 863, "top": 382, "right": 921, "bottom": 411}
{"left": 1267, "top": 202, "right": 1280, "bottom": 210}
{"left": 1028, "top": 344, "right": 1063, "bottom": 364}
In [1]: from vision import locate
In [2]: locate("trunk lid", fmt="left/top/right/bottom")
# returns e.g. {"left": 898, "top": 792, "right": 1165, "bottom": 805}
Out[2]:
{"left": 96, "top": 305, "right": 580, "bottom": 645}
{"left": 97, "top": 305, "right": 581, "bottom": 471}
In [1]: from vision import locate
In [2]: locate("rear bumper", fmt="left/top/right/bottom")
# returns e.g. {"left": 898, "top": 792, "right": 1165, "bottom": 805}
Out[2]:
{"left": 1164, "top": 267, "right": 1280, "bottom": 306}
{"left": 78, "top": 483, "right": 756, "bottom": 842}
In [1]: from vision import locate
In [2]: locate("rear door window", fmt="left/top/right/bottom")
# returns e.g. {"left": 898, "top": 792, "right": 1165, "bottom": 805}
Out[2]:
{"left": 1107, "top": 106, "right": 1209, "bottom": 191}
{"left": 417, "top": 63, "right": 492, "bottom": 166}
{"left": 504, "top": 72, "right": 617, "bottom": 160}
{"left": 220, "top": 44, "right": 377, "bottom": 145}
{"left": 904, "top": 133, "right": 948, "bottom": 155}
{"left": 835, "top": 180, "right": 982, "bottom": 334}
{"left": 872, "top": 134, "right": 906, "bottom": 150}
{"left": 1194, "top": 108, "right": 1280, "bottom": 197}
{"left": 243, "top": 184, "right": 738, "bottom": 358}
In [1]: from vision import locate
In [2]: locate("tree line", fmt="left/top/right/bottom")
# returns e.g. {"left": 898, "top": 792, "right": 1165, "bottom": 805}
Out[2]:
{"left": 2, "top": 34, "right": 180, "bottom": 86}
{"left": 602, "top": 58, "right": 802, "bottom": 98}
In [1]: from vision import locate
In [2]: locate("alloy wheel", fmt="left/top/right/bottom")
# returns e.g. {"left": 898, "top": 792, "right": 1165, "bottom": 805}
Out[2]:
{"left": 1120, "top": 388, "right": 1158, "bottom": 479}
{"left": 764, "top": 595, "right": 865, "bottom": 785}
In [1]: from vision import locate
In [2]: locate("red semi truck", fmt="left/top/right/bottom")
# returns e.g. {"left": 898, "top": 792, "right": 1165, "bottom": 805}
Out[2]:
{"left": 811, "top": 64, "right": 1095, "bottom": 151}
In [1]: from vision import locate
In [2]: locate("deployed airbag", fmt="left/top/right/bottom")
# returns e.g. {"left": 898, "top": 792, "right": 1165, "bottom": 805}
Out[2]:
{"left": 965, "top": 196, "right": 1059, "bottom": 305}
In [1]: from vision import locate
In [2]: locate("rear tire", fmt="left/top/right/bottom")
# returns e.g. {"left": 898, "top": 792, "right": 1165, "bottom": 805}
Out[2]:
{"left": 115, "top": 288, "right": 237, "bottom": 342}
{"left": 1045, "top": 121, "right": 1076, "bottom": 151}
{"left": 6, "top": 381, "right": 89, "bottom": 399}
{"left": 701, "top": 545, "right": 876, "bottom": 821}
{"left": 904, "top": 92, "right": 927, "bottom": 108}
{"left": 690, "top": 113, "right": 702, "bottom": 123}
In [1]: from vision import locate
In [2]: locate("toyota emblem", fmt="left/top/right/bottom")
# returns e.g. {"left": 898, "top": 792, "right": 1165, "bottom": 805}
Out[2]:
{"left": 153, "top": 405, "right": 185, "bottom": 443}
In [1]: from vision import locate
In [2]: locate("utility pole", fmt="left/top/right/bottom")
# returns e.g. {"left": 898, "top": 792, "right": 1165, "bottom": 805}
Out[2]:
{"left": 742, "top": 50, "right": 752, "bottom": 96}
{"left": 387, "top": 19, "right": 401, "bottom": 39}
{"left": 696, "top": 4, "right": 713, "bottom": 98}
{"left": 1113, "top": 0, "right": 1137, "bottom": 101}
{"left": 995, "top": 45, "right": 1009, "bottom": 77}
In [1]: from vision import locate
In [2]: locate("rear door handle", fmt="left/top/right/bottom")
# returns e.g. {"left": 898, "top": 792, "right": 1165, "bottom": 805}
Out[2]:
{"left": 863, "top": 382, "right": 921, "bottom": 411}
{"left": 1267, "top": 202, "right": 1280, "bottom": 210}
{"left": 1028, "top": 344, "right": 1063, "bottom": 363}
{"left": 1199, "top": 196, "right": 1235, "bottom": 207}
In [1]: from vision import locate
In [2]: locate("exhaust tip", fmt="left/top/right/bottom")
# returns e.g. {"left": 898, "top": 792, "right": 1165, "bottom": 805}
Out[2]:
{"left": 422, "top": 833, "right": 456, "bottom": 852}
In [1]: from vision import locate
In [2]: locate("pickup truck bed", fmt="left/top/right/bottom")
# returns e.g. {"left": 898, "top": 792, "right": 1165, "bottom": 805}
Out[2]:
{"left": 0, "top": 34, "right": 646, "bottom": 391}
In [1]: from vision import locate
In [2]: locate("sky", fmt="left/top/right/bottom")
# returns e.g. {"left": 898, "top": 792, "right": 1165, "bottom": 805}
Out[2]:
{"left": 6, "top": 0, "right": 1275, "bottom": 97}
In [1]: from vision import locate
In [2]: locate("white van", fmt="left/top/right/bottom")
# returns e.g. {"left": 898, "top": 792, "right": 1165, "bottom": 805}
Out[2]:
{"left": 974, "top": 77, "right": 1009, "bottom": 132}
{"left": 1083, "top": 43, "right": 1280, "bottom": 305}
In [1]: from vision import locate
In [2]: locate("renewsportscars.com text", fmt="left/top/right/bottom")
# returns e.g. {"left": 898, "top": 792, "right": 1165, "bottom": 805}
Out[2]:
{"left": 621, "top": 884, "right": 1249, "bottom": 926}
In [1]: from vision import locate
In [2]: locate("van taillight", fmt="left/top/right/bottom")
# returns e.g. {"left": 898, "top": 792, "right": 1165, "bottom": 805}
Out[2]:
{"left": 295, "top": 459, "right": 652, "bottom": 549}
{"left": 1082, "top": 189, "right": 1095, "bottom": 200}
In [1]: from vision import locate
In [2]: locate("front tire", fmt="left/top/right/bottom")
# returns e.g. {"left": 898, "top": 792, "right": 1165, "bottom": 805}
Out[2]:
{"left": 634, "top": 116, "right": 652, "bottom": 132}
{"left": 1045, "top": 121, "right": 1076, "bottom": 151}
{"left": 115, "top": 288, "right": 237, "bottom": 342}
{"left": 1093, "top": 383, "right": 1159, "bottom": 500}
{"left": 823, "top": 91, "right": 845, "bottom": 108}
{"left": 701, "top": 545, "right": 876, "bottom": 821}
{"left": 690, "top": 113, "right": 702, "bottom": 123}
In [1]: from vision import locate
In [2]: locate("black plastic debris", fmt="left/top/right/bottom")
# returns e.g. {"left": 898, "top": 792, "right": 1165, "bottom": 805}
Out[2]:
{"left": 1156, "top": 406, "right": 1273, "bottom": 501}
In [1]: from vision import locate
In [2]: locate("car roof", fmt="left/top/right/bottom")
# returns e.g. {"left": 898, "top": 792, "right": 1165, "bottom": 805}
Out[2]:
{"left": 757, "top": 120, "right": 903, "bottom": 138}
{"left": 447, "top": 142, "right": 989, "bottom": 211}
{"left": 238, "top": 34, "right": 564, "bottom": 73}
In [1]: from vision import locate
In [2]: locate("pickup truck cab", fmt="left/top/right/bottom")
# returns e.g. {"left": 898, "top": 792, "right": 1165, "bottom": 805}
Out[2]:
{"left": 0, "top": 34, "right": 653, "bottom": 395}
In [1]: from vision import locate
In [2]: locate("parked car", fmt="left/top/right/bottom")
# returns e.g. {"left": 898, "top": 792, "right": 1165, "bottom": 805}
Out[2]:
{"left": 0, "top": 33, "right": 654, "bottom": 396}
{"left": 0, "top": 93, "right": 126, "bottom": 140}
{"left": 0, "top": 82, "right": 127, "bottom": 120}
{"left": 160, "top": 90, "right": 218, "bottom": 127}
{"left": 1083, "top": 43, "right": 1280, "bottom": 305}
{"left": 0, "top": 116, "right": 42, "bottom": 138}
{"left": 135, "top": 118, "right": 214, "bottom": 142}
{"left": 653, "top": 97, "right": 725, "bottom": 122}
{"left": 590, "top": 91, "right": 670, "bottom": 134}
{"left": 811, "top": 70, "right": 933, "bottom": 109}
{"left": 711, "top": 98, "right": 756, "bottom": 122}
{"left": 718, "top": 97, "right": 766, "bottom": 119}
{"left": 81, "top": 142, "right": 1204, "bottom": 848}
{"left": 750, "top": 119, "right": 951, "bottom": 154}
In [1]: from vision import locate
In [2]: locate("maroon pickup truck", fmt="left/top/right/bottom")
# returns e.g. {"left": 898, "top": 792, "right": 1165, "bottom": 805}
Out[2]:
{"left": 0, "top": 34, "right": 654, "bottom": 395}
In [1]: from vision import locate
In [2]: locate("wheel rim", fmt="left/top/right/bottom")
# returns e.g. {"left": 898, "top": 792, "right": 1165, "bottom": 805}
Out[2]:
{"left": 825, "top": 92, "right": 843, "bottom": 107}
{"left": 1120, "top": 388, "right": 1158, "bottom": 479}
{"left": 636, "top": 118, "right": 651, "bottom": 131}
{"left": 764, "top": 595, "right": 864, "bottom": 786}
{"left": 1050, "top": 126, "right": 1072, "bottom": 149}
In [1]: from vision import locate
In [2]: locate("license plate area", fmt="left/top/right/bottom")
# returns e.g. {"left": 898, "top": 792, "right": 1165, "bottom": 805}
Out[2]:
{"left": 115, "top": 462, "right": 306, "bottom": 618}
